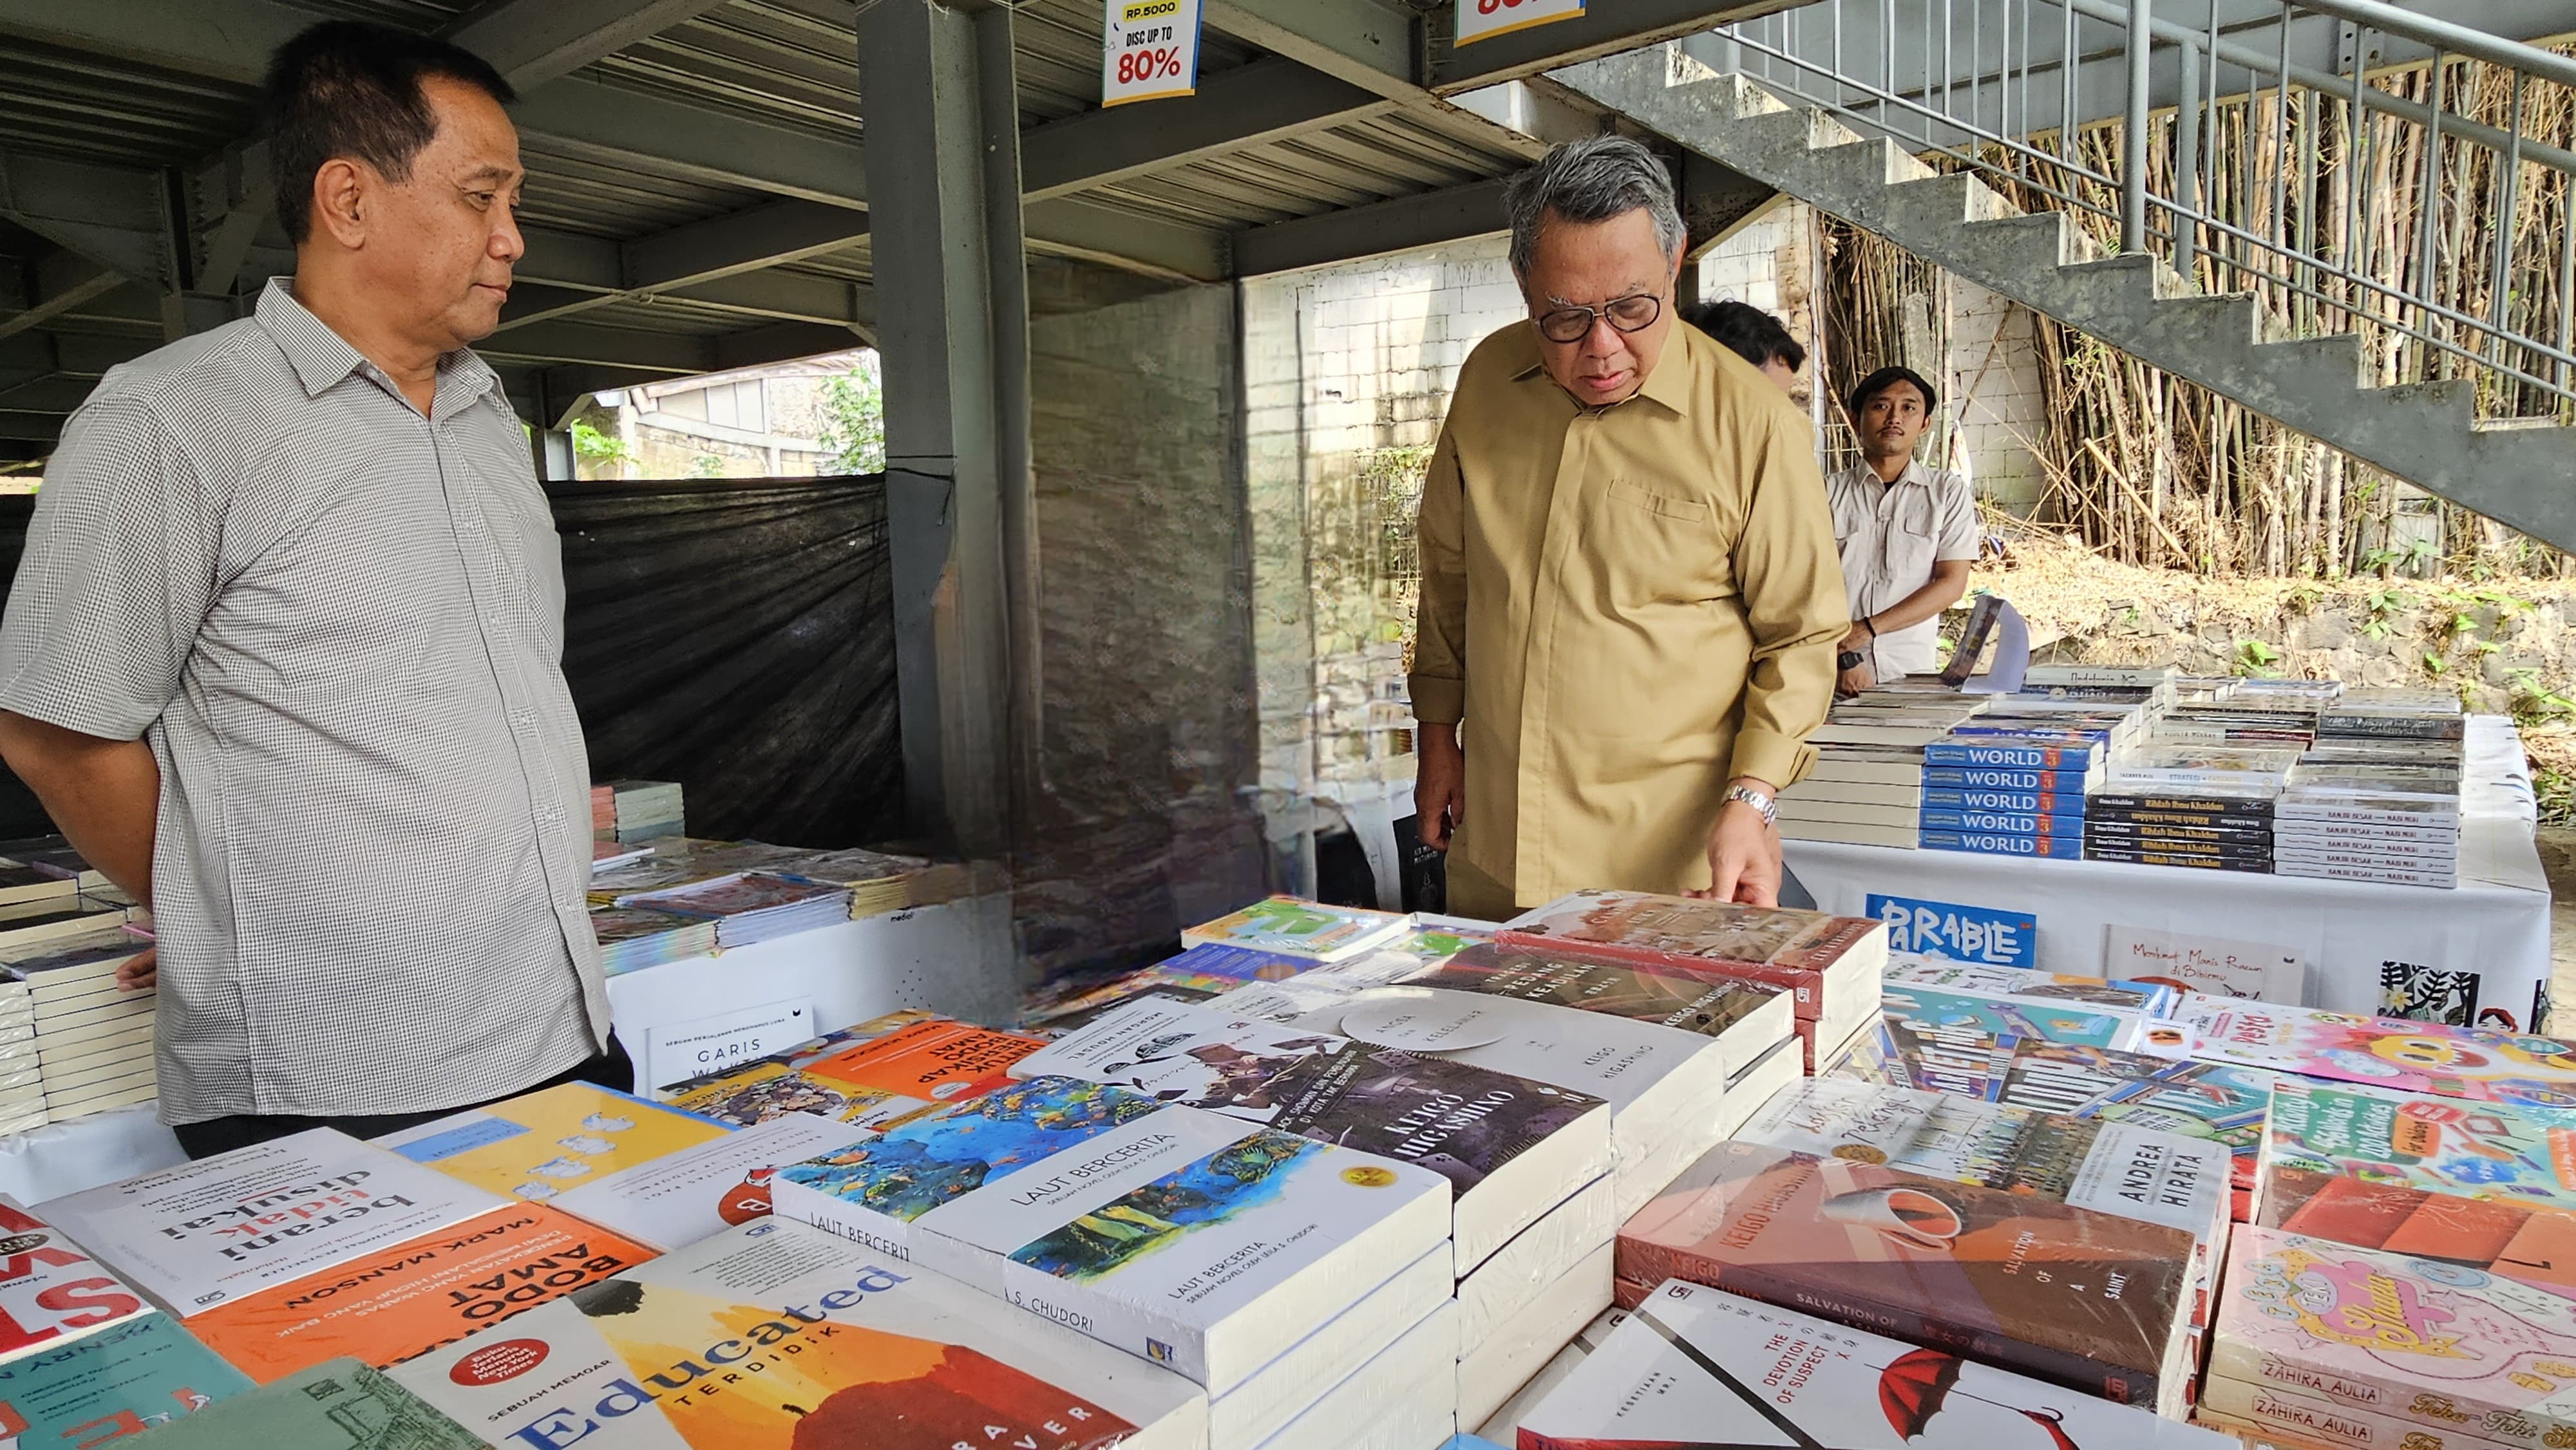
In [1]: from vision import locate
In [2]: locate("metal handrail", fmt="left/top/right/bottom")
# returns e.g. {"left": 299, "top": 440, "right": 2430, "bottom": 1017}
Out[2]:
{"left": 1716, "top": 0, "right": 2576, "bottom": 412}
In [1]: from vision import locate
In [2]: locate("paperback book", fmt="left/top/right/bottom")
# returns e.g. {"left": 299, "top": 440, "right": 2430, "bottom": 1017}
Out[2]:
{"left": 2260, "top": 1076, "right": 2576, "bottom": 1212}
{"left": 1883, "top": 958, "right": 2177, "bottom": 1015}
{"left": 34, "top": 1129, "right": 507, "bottom": 1316}
{"left": 1180, "top": 897, "right": 1408, "bottom": 962}
{"left": 547, "top": 1110, "right": 866, "bottom": 1250}
{"left": 1921, "top": 830, "right": 2083, "bottom": 857}
{"left": 0, "top": 1312, "right": 249, "bottom": 1444}
{"left": 0, "top": 1196, "right": 150, "bottom": 1356}
{"left": 129, "top": 1357, "right": 486, "bottom": 1449}
{"left": 1918, "top": 809, "right": 2084, "bottom": 838}
{"left": 374, "top": 1082, "right": 734, "bottom": 1203}
{"left": 1880, "top": 979, "right": 2148, "bottom": 1050}
{"left": 1515, "top": 1279, "right": 2228, "bottom": 1449}
{"left": 1616, "top": 1143, "right": 2197, "bottom": 1412}
{"left": 1007, "top": 995, "right": 1612, "bottom": 1270}
{"left": 392, "top": 1216, "right": 1207, "bottom": 1450}
{"left": 1403, "top": 942, "right": 1793, "bottom": 1077}
{"left": 2211, "top": 1223, "right": 2576, "bottom": 1449}
{"left": 2257, "top": 1166, "right": 2576, "bottom": 1297}
{"left": 1022, "top": 944, "right": 1316, "bottom": 1033}
{"left": 1499, "top": 889, "right": 1884, "bottom": 1035}
{"left": 185, "top": 1203, "right": 654, "bottom": 1382}
{"left": 2185, "top": 1003, "right": 2576, "bottom": 1107}
{"left": 658, "top": 1012, "right": 1043, "bottom": 1130}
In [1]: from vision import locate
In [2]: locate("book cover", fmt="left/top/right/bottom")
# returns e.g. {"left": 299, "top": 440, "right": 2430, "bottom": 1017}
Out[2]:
{"left": 2211, "top": 1223, "right": 2576, "bottom": 1447}
{"left": 1499, "top": 890, "right": 1882, "bottom": 1026}
{"left": 374, "top": 1083, "right": 733, "bottom": 1203}
{"left": 134, "top": 1357, "right": 483, "bottom": 1449}
{"left": 2263, "top": 1077, "right": 2576, "bottom": 1210}
{"left": 551, "top": 1111, "right": 866, "bottom": 1250}
{"left": 1021, "top": 945, "right": 1317, "bottom": 1033}
{"left": 659, "top": 1013, "right": 1044, "bottom": 1131}
{"left": 392, "top": 1217, "right": 1204, "bottom": 1450}
{"left": 1515, "top": 1279, "right": 2228, "bottom": 1449}
{"left": 1005, "top": 996, "right": 1608, "bottom": 1266}
{"left": 1880, "top": 980, "right": 2146, "bottom": 1050}
{"left": 2260, "top": 1168, "right": 2576, "bottom": 1299}
{"left": 1180, "top": 897, "right": 1407, "bottom": 961}
{"left": 1616, "top": 1142, "right": 2195, "bottom": 1409}
{"left": 1920, "top": 766, "right": 2096, "bottom": 791}
{"left": 0, "top": 1312, "right": 247, "bottom": 1444}
{"left": 33, "top": 1130, "right": 507, "bottom": 1317}
{"left": 1403, "top": 943, "right": 1790, "bottom": 1070}
{"left": 1919, "top": 741, "right": 2099, "bottom": 769}
{"left": 2186, "top": 1004, "right": 2576, "bottom": 1107}
{"left": 1918, "top": 809, "right": 2086, "bottom": 837}
{"left": 0, "top": 1196, "right": 149, "bottom": 1356}
{"left": 1921, "top": 831, "right": 2084, "bottom": 858}
{"left": 185, "top": 1205, "right": 654, "bottom": 1383}
{"left": 1918, "top": 786, "right": 2085, "bottom": 814}
{"left": 1884, "top": 959, "right": 2175, "bottom": 1015}
{"left": 618, "top": 871, "right": 842, "bottom": 919}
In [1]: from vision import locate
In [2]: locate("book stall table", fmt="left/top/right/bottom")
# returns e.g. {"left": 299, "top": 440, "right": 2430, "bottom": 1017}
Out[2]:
{"left": 1783, "top": 715, "right": 2556, "bottom": 1030}
{"left": 0, "top": 891, "right": 1013, "bottom": 1205}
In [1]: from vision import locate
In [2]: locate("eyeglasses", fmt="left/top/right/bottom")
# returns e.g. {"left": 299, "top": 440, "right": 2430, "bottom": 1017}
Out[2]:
{"left": 1535, "top": 292, "right": 1663, "bottom": 344}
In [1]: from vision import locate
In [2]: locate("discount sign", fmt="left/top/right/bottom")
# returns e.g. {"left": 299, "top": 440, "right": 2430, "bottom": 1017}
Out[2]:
{"left": 1103, "top": 0, "right": 1202, "bottom": 106}
{"left": 1456, "top": 0, "right": 1586, "bottom": 45}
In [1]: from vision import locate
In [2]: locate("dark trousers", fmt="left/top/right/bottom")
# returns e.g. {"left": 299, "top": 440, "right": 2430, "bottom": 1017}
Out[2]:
{"left": 171, "top": 1035, "right": 635, "bottom": 1160}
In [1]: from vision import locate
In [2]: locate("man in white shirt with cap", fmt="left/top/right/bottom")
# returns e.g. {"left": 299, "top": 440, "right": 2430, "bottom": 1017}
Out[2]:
{"left": 1825, "top": 365, "right": 1980, "bottom": 693}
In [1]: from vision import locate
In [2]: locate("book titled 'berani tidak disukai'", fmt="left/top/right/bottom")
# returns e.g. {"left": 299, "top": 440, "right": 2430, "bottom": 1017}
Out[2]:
{"left": 1613, "top": 1140, "right": 2200, "bottom": 1416}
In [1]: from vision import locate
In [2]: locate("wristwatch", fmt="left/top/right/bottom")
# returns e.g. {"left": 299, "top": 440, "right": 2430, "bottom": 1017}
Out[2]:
{"left": 1837, "top": 649, "right": 1866, "bottom": 671}
{"left": 1724, "top": 783, "right": 1778, "bottom": 827}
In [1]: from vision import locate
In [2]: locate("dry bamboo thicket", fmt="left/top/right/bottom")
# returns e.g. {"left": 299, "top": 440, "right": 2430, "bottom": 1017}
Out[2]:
{"left": 1876, "top": 48, "right": 2576, "bottom": 578}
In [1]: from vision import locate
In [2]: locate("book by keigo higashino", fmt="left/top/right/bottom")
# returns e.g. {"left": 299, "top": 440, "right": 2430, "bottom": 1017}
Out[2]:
{"left": 2261, "top": 1075, "right": 2576, "bottom": 1213}
{"left": 183, "top": 1203, "right": 656, "bottom": 1383}
{"left": 659, "top": 1012, "right": 1045, "bottom": 1130}
{"left": 2209, "top": 1223, "right": 2576, "bottom": 1450}
{"left": 1399, "top": 942, "right": 1794, "bottom": 1079}
{"left": 0, "top": 1195, "right": 152, "bottom": 1357}
{"left": 0, "top": 1312, "right": 248, "bottom": 1443}
{"left": 1007, "top": 995, "right": 1613, "bottom": 1270}
{"left": 1499, "top": 889, "right": 1886, "bottom": 1031}
{"left": 2183, "top": 1003, "right": 2576, "bottom": 1108}
{"left": 1180, "top": 896, "right": 1410, "bottom": 963}
{"left": 390, "top": 1216, "right": 1207, "bottom": 1450}
{"left": 1616, "top": 1140, "right": 2199, "bottom": 1415}
{"left": 772, "top": 1075, "right": 1452, "bottom": 1395}
{"left": 32, "top": 1129, "right": 508, "bottom": 1317}
{"left": 121, "top": 1358, "right": 486, "bottom": 1449}
{"left": 1515, "top": 1279, "right": 2230, "bottom": 1449}
{"left": 372, "top": 1082, "right": 734, "bottom": 1203}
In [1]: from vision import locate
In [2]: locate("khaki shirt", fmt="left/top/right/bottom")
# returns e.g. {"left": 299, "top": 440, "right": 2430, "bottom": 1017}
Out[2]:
{"left": 1410, "top": 321, "right": 1847, "bottom": 904}
{"left": 1825, "top": 459, "right": 1981, "bottom": 679}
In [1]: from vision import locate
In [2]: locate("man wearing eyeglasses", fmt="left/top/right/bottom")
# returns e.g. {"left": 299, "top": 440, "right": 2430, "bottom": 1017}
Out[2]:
{"left": 1411, "top": 137, "right": 1846, "bottom": 919}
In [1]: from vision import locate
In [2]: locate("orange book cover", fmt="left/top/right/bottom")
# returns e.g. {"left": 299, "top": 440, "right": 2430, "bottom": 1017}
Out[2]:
{"left": 189, "top": 1205, "right": 654, "bottom": 1383}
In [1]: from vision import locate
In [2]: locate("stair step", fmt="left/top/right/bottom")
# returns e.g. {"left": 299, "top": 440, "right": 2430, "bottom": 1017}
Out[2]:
{"left": 1958, "top": 212, "right": 2083, "bottom": 272}
{"left": 2146, "top": 294, "right": 2264, "bottom": 353}
{"left": 2249, "top": 334, "right": 2367, "bottom": 391}
{"left": 2371, "top": 377, "right": 2477, "bottom": 426}
{"left": 1802, "top": 138, "right": 1922, "bottom": 197}
{"left": 1883, "top": 173, "right": 2020, "bottom": 234}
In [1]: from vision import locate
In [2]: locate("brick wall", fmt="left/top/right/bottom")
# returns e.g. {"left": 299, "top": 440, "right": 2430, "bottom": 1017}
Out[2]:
{"left": 1949, "top": 277, "right": 2048, "bottom": 515}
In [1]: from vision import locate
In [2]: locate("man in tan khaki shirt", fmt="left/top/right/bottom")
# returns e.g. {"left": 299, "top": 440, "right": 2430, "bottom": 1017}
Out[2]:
{"left": 1412, "top": 137, "right": 1848, "bottom": 920}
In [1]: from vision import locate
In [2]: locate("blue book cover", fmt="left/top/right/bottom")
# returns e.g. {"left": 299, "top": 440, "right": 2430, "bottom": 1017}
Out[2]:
{"left": 1879, "top": 981, "right": 2145, "bottom": 1050}
{"left": 1921, "top": 742, "right": 2100, "bottom": 769}
{"left": 1921, "top": 786, "right": 2086, "bottom": 816}
{"left": 1152, "top": 943, "right": 1316, "bottom": 981}
{"left": 0, "top": 1313, "right": 250, "bottom": 1442}
{"left": 1920, "top": 830, "right": 2085, "bottom": 858}
{"left": 1922, "top": 766, "right": 2095, "bottom": 791}
{"left": 1920, "top": 809, "right": 2085, "bottom": 838}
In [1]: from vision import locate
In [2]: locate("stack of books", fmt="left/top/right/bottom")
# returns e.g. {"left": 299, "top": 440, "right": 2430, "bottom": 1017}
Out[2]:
{"left": 770, "top": 843, "right": 935, "bottom": 917}
{"left": 659, "top": 1009, "right": 1048, "bottom": 1130}
{"left": 1917, "top": 730, "right": 2107, "bottom": 857}
{"left": 2208, "top": 1224, "right": 2573, "bottom": 1450}
{"left": 0, "top": 1196, "right": 252, "bottom": 1438}
{"left": 594, "top": 778, "right": 685, "bottom": 842}
{"left": 770, "top": 1076, "right": 1455, "bottom": 1450}
{"left": 0, "top": 835, "right": 109, "bottom": 892}
{"left": 5, "top": 927, "right": 156, "bottom": 1122}
{"left": 620, "top": 870, "right": 851, "bottom": 948}
{"left": 1010, "top": 993, "right": 1618, "bottom": 1429}
{"left": 1773, "top": 694, "right": 1990, "bottom": 847}
{"left": 1511, "top": 1279, "right": 2226, "bottom": 1449}
{"left": 1615, "top": 1139, "right": 2203, "bottom": 1415}
{"left": 585, "top": 902, "right": 718, "bottom": 975}
{"left": 1181, "top": 896, "right": 1410, "bottom": 961}
{"left": 2085, "top": 745, "right": 2293, "bottom": 873}
{"left": 1501, "top": 889, "right": 1887, "bottom": 1071}
{"left": 584, "top": 836, "right": 814, "bottom": 902}
{"left": 2273, "top": 701, "right": 2465, "bottom": 886}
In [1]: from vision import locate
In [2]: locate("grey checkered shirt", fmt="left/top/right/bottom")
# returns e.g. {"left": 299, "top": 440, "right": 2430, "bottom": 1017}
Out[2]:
{"left": 0, "top": 278, "right": 610, "bottom": 1122}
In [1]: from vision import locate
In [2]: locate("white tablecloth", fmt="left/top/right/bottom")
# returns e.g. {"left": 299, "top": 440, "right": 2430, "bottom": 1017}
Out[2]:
{"left": 0, "top": 894, "right": 1014, "bottom": 1205}
{"left": 1785, "top": 717, "right": 2556, "bottom": 1031}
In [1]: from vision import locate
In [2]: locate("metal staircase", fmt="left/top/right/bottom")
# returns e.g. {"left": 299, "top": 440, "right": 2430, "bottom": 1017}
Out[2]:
{"left": 1557, "top": 13, "right": 2576, "bottom": 554}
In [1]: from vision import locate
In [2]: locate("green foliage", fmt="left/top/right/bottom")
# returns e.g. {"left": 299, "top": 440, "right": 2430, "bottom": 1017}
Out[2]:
{"left": 2420, "top": 651, "right": 2447, "bottom": 677}
{"left": 688, "top": 453, "right": 724, "bottom": 478}
{"left": 817, "top": 360, "right": 886, "bottom": 475}
{"left": 2362, "top": 588, "right": 2407, "bottom": 639}
{"left": 2535, "top": 762, "right": 2576, "bottom": 828}
{"left": 2507, "top": 668, "right": 2576, "bottom": 725}
{"left": 568, "top": 420, "right": 630, "bottom": 465}
{"left": 2231, "top": 639, "right": 2280, "bottom": 676}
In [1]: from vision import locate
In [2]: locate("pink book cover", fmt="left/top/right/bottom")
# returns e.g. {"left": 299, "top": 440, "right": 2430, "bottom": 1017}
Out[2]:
{"left": 2210, "top": 1223, "right": 2576, "bottom": 1447}
{"left": 2187, "top": 1004, "right": 2576, "bottom": 1109}
{"left": 1501, "top": 890, "right": 1883, "bottom": 1015}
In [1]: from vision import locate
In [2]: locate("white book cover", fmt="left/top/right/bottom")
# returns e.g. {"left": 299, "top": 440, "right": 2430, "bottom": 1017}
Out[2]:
{"left": 1459, "top": 1241, "right": 1613, "bottom": 1431}
{"left": 1210, "top": 1241, "right": 1451, "bottom": 1450}
{"left": 1457, "top": 1174, "right": 1615, "bottom": 1350}
{"left": 1473, "top": 1306, "right": 1627, "bottom": 1445}
{"left": 551, "top": 1111, "right": 868, "bottom": 1250}
{"left": 392, "top": 1216, "right": 1205, "bottom": 1450}
{"left": 33, "top": 1128, "right": 505, "bottom": 1316}
{"left": 1517, "top": 1279, "right": 2232, "bottom": 1448}
{"left": 1009, "top": 997, "right": 1611, "bottom": 1270}
{"left": 1253, "top": 1299, "right": 1458, "bottom": 1450}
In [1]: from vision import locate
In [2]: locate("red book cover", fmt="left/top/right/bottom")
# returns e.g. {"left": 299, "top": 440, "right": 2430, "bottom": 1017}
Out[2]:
{"left": 1501, "top": 890, "right": 1884, "bottom": 1017}
{"left": 0, "top": 1199, "right": 147, "bottom": 1357}
{"left": 1616, "top": 1140, "right": 2194, "bottom": 1411}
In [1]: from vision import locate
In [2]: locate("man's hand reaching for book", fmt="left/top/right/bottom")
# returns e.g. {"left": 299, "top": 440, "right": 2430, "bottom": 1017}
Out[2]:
{"left": 116, "top": 945, "right": 156, "bottom": 992}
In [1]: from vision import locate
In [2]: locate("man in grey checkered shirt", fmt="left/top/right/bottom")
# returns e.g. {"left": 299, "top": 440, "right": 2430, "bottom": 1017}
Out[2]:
{"left": 0, "top": 23, "right": 625, "bottom": 1158}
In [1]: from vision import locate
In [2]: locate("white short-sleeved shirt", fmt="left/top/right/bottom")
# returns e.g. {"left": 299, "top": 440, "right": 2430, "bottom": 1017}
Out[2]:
{"left": 1824, "top": 459, "right": 1982, "bottom": 679}
{"left": 0, "top": 278, "right": 610, "bottom": 1123}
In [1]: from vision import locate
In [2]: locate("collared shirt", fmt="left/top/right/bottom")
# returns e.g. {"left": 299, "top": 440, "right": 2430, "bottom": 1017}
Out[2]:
{"left": 1409, "top": 322, "right": 1846, "bottom": 905}
{"left": 1825, "top": 458, "right": 1981, "bottom": 679}
{"left": 0, "top": 278, "right": 610, "bottom": 1122}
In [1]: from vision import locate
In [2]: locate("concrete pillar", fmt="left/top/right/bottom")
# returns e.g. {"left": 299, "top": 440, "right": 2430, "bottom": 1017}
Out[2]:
{"left": 859, "top": 0, "right": 1036, "bottom": 858}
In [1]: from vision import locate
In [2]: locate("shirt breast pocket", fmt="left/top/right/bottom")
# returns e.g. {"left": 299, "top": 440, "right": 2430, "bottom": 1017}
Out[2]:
{"left": 1593, "top": 479, "right": 1719, "bottom": 608}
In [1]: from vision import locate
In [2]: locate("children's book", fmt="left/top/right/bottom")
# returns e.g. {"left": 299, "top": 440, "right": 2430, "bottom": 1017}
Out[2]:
{"left": 372, "top": 1082, "right": 732, "bottom": 1203}
{"left": 1180, "top": 897, "right": 1408, "bottom": 962}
